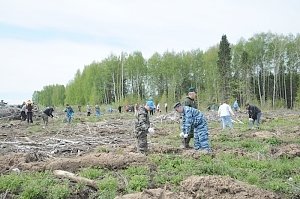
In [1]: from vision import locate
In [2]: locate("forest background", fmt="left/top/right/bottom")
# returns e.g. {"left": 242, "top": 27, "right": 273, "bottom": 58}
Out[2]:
{"left": 33, "top": 32, "right": 300, "bottom": 110}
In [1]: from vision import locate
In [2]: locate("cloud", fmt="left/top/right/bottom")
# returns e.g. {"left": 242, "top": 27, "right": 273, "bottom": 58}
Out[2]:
{"left": 1, "top": 0, "right": 300, "bottom": 104}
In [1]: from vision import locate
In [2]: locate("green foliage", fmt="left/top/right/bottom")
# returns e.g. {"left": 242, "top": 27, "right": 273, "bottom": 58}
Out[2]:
{"left": 79, "top": 167, "right": 105, "bottom": 180}
{"left": 0, "top": 171, "right": 70, "bottom": 199}
{"left": 98, "top": 176, "right": 118, "bottom": 199}
{"left": 126, "top": 175, "right": 148, "bottom": 193}
{"left": 32, "top": 33, "right": 300, "bottom": 109}
{"left": 0, "top": 173, "right": 24, "bottom": 193}
{"left": 217, "top": 34, "right": 232, "bottom": 100}
{"left": 47, "top": 183, "right": 70, "bottom": 199}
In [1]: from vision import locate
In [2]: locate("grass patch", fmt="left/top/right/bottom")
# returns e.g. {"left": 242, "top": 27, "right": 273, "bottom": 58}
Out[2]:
{"left": 0, "top": 171, "right": 71, "bottom": 199}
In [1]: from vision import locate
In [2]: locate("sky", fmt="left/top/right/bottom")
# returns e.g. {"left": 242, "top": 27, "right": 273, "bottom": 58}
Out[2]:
{"left": 1, "top": 0, "right": 300, "bottom": 104}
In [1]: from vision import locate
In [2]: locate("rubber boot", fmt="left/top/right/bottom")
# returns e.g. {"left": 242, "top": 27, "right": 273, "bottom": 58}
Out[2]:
{"left": 184, "top": 137, "right": 191, "bottom": 148}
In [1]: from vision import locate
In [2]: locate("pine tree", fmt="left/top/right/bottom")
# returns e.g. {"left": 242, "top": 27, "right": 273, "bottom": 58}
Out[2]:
{"left": 217, "top": 35, "right": 232, "bottom": 101}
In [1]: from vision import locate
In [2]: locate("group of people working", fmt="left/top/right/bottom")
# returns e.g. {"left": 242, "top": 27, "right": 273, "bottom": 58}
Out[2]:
{"left": 135, "top": 87, "right": 262, "bottom": 155}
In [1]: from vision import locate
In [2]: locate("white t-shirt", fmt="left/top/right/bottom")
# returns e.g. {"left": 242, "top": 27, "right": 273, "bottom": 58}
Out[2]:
{"left": 218, "top": 103, "right": 234, "bottom": 117}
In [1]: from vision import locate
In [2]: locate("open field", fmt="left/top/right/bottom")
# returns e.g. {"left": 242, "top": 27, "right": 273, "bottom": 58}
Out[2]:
{"left": 0, "top": 109, "right": 299, "bottom": 199}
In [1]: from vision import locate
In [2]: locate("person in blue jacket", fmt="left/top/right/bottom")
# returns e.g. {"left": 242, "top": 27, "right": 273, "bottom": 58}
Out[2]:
{"left": 174, "top": 102, "right": 211, "bottom": 152}
{"left": 146, "top": 97, "right": 155, "bottom": 115}
{"left": 65, "top": 104, "right": 74, "bottom": 123}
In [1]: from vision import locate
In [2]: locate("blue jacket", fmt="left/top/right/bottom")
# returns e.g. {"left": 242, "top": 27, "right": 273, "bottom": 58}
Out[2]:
{"left": 146, "top": 100, "right": 155, "bottom": 110}
{"left": 181, "top": 106, "right": 208, "bottom": 135}
{"left": 65, "top": 106, "right": 74, "bottom": 117}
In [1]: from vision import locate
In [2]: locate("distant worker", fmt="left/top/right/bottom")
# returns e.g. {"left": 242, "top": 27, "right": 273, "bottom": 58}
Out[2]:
{"left": 42, "top": 107, "right": 54, "bottom": 126}
{"left": 156, "top": 103, "right": 161, "bottom": 114}
{"left": 165, "top": 102, "right": 168, "bottom": 113}
{"left": 78, "top": 105, "right": 82, "bottom": 112}
{"left": 26, "top": 100, "right": 33, "bottom": 123}
{"left": 134, "top": 104, "right": 139, "bottom": 116}
{"left": 86, "top": 105, "right": 91, "bottom": 116}
{"left": 65, "top": 104, "right": 74, "bottom": 123}
{"left": 95, "top": 105, "right": 100, "bottom": 117}
{"left": 118, "top": 105, "right": 122, "bottom": 113}
{"left": 218, "top": 99, "right": 235, "bottom": 129}
{"left": 135, "top": 103, "right": 151, "bottom": 154}
{"left": 20, "top": 101, "right": 27, "bottom": 121}
{"left": 245, "top": 102, "right": 262, "bottom": 129}
{"left": 232, "top": 99, "right": 240, "bottom": 112}
{"left": 146, "top": 97, "right": 155, "bottom": 115}
{"left": 174, "top": 102, "right": 211, "bottom": 153}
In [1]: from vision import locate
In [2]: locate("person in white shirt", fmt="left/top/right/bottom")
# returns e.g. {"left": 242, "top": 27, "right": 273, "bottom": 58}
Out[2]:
{"left": 218, "top": 99, "right": 235, "bottom": 129}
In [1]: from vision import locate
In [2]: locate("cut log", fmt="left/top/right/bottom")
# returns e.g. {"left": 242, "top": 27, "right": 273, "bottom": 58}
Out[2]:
{"left": 53, "top": 170, "right": 98, "bottom": 190}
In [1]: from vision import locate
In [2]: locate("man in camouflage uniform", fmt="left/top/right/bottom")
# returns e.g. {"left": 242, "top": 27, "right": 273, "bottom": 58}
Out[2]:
{"left": 135, "top": 103, "right": 151, "bottom": 154}
{"left": 174, "top": 102, "right": 211, "bottom": 152}
{"left": 182, "top": 87, "right": 198, "bottom": 148}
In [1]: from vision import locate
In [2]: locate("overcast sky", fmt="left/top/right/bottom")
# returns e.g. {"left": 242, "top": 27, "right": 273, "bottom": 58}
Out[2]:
{"left": 1, "top": 0, "right": 300, "bottom": 104}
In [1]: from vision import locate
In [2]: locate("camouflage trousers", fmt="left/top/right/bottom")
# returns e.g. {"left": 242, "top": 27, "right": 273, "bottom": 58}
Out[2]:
{"left": 136, "top": 130, "right": 148, "bottom": 154}
{"left": 194, "top": 125, "right": 210, "bottom": 152}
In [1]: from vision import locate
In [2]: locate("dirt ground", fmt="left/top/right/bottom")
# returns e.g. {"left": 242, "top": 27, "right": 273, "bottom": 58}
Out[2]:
{"left": 0, "top": 110, "right": 299, "bottom": 198}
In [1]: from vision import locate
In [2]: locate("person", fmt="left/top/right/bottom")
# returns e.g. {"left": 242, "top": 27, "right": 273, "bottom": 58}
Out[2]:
{"left": 86, "top": 105, "right": 91, "bottom": 116}
{"left": 78, "top": 105, "right": 82, "bottom": 112}
{"left": 95, "top": 105, "right": 100, "bottom": 117}
{"left": 146, "top": 97, "right": 155, "bottom": 115}
{"left": 135, "top": 102, "right": 151, "bottom": 155}
{"left": 134, "top": 104, "right": 139, "bottom": 117}
{"left": 42, "top": 107, "right": 54, "bottom": 126}
{"left": 232, "top": 99, "right": 240, "bottom": 112}
{"left": 156, "top": 103, "right": 160, "bottom": 114}
{"left": 184, "top": 87, "right": 197, "bottom": 108}
{"left": 245, "top": 102, "right": 262, "bottom": 129}
{"left": 26, "top": 100, "right": 33, "bottom": 123}
{"left": 181, "top": 87, "right": 198, "bottom": 148}
{"left": 118, "top": 105, "right": 122, "bottom": 113}
{"left": 164, "top": 102, "right": 168, "bottom": 113}
{"left": 218, "top": 99, "right": 235, "bottom": 129}
{"left": 174, "top": 102, "right": 211, "bottom": 152}
{"left": 20, "top": 101, "right": 27, "bottom": 121}
{"left": 65, "top": 104, "right": 74, "bottom": 123}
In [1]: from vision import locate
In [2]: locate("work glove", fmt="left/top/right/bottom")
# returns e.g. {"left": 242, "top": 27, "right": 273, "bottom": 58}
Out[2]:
{"left": 180, "top": 132, "right": 184, "bottom": 138}
{"left": 183, "top": 133, "right": 189, "bottom": 138}
{"left": 249, "top": 118, "right": 253, "bottom": 121}
{"left": 148, "top": 127, "right": 155, "bottom": 134}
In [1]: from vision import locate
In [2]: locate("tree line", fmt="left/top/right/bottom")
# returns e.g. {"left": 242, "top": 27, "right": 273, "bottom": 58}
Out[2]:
{"left": 33, "top": 32, "right": 300, "bottom": 109}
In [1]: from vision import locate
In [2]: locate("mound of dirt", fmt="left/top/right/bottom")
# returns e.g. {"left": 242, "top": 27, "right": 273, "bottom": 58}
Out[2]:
{"left": 116, "top": 175, "right": 281, "bottom": 199}
{"left": 115, "top": 188, "right": 189, "bottom": 199}
{"left": 46, "top": 152, "right": 147, "bottom": 172}
{"left": 271, "top": 144, "right": 300, "bottom": 158}
{"left": 181, "top": 175, "right": 280, "bottom": 199}
{"left": 0, "top": 152, "right": 147, "bottom": 173}
{"left": 252, "top": 131, "right": 276, "bottom": 139}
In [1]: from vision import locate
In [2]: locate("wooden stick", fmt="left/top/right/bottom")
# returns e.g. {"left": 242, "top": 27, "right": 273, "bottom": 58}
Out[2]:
{"left": 53, "top": 170, "right": 98, "bottom": 190}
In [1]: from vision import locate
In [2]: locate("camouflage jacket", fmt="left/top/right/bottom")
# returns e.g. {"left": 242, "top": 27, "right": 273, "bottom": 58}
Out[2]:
{"left": 181, "top": 106, "right": 208, "bottom": 135}
{"left": 135, "top": 106, "right": 150, "bottom": 131}
{"left": 183, "top": 97, "right": 197, "bottom": 109}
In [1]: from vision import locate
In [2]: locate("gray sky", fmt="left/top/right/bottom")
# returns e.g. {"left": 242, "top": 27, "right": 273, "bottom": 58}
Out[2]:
{"left": 1, "top": 0, "right": 300, "bottom": 104}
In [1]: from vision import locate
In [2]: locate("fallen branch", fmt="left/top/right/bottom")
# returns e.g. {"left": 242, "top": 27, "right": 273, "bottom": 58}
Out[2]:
{"left": 53, "top": 170, "right": 98, "bottom": 190}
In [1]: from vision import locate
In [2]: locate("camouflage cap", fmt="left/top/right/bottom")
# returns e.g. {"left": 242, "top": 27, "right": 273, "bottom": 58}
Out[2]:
{"left": 173, "top": 102, "right": 181, "bottom": 109}
{"left": 188, "top": 87, "right": 197, "bottom": 93}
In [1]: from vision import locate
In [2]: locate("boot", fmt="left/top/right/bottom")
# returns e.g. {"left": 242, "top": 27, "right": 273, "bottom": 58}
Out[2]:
{"left": 184, "top": 137, "right": 192, "bottom": 148}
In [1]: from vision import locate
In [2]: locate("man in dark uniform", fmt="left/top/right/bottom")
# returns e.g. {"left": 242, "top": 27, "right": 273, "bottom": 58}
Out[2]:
{"left": 245, "top": 102, "right": 262, "bottom": 129}
{"left": 42, "top": 107, "right": 54, "bottom": 126}
{"left": 182, "top": 87, "right": 198, "bottom": 148}
{"left": 135, "top": 103, "right": 151, "bottom": 155}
